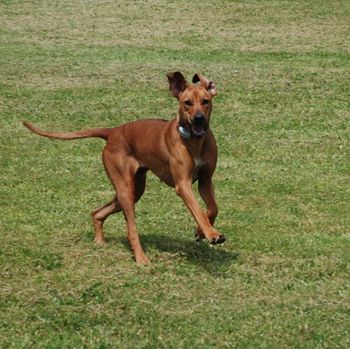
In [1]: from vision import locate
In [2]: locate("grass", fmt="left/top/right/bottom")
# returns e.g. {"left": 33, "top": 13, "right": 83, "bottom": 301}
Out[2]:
{"left": 1, "top": 0, "right": 350, "bottom": 348}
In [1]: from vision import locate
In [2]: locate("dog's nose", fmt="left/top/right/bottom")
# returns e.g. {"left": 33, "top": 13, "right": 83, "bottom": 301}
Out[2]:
{"left": 193, "top": 113, "right": 205, "bottom": 124}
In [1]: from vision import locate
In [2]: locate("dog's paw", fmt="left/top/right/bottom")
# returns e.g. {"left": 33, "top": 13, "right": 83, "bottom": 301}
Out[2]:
{"left": 210, "top": 235, "right": 226, "bottom": 245}
{"left": 135, "top": 253, "right": 151, "bottom": 265}
{"left": 94, "top": 238, "right": 107, "bottom": 245}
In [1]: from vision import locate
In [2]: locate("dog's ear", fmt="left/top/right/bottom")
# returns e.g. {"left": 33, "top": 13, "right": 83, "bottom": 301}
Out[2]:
{"left": 167, "top": 72, "right": 188, "bottom": 99}
{"left": 192, "top": 73, "right": 217, "bottom": 97}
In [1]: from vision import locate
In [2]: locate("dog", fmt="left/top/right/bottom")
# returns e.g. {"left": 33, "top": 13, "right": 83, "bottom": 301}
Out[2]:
{"left": 23, "top": 72, "right": 225, "bottom": 264}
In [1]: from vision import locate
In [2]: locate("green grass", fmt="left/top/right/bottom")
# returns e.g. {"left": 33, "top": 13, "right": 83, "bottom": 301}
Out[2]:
{"left": 1, "top": 0, "right": 350, "bottom": 348}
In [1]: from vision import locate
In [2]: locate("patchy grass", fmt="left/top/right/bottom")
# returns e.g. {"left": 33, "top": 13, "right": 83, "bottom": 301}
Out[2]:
{"left": 1, "top": 0, "right": 349, "bottom": 348}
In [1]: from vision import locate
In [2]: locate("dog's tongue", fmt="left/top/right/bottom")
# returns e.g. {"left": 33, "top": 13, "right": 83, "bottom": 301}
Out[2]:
{"left": 192, "top": 125, "right": 206, "bottom": 137}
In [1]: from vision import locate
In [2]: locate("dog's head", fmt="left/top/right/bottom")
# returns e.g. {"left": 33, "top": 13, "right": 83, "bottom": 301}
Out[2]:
{"left": 167, "top": 71, "right": 217, "bottom": 139}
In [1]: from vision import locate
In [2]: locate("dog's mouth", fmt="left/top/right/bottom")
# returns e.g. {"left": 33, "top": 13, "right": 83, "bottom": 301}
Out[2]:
{"left": 191, "top": 124, "right": 207, "bottom": 138}
{"left": 179, "top": 118, "right": 208, "bottom": 139}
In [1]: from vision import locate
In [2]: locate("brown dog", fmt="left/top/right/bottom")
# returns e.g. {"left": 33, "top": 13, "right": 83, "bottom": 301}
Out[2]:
{"left": 23, "top": 72, "right": 225, "bottom": 264}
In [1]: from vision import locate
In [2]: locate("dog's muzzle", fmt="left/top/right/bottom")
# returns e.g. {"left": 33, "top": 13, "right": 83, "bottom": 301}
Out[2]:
{"left": 191, "top": 113, "right": 207, "bottom": 138}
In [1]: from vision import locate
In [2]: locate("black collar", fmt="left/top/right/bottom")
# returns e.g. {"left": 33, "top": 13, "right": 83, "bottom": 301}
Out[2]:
{"left": 178, "top": 125, "right": 192, "bottom": 140}
{"left": 177, "top": 119, "right": 193, "bottom": 140}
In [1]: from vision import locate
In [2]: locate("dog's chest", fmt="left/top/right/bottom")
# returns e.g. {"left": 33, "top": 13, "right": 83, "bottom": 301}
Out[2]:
{"left": 192, "top": 158, "right": 204, "bottom": 182}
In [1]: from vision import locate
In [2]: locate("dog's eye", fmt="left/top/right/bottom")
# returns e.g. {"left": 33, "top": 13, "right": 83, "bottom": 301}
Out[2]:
{"left": 184, "top": 100, "right": 193, "bottom": 107}
{"left": 202, "top": 99, "right": 210, "bottom": 105}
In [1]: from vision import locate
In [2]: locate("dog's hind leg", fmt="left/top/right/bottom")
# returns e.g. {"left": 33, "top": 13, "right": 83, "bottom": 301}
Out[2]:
{"left": 91, "top": 167, "right": 147, "bottom": 245}
{"left": 91, "top": 198, "right": 121, "bottom": 244}
{"left": 103, "top": 151, "right": 150, "bottom": 264}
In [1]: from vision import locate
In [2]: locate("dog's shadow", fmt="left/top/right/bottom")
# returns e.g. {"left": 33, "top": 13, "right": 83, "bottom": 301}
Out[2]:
{"left": 116, "top": 233, "right": 239, "bottom": 275}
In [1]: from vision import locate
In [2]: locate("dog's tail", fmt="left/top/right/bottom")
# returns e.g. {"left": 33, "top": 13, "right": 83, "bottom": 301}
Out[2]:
{"left": 23, "top": 121, "right": 110, "bottom": 141}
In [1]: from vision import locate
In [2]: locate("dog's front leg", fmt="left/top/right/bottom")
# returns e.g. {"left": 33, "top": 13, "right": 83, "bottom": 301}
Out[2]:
{"left": 195, "top": 175, "right": 219, "bottom": 241}
{"left": 174, "top": 178, "right": 224, "bottom": 244}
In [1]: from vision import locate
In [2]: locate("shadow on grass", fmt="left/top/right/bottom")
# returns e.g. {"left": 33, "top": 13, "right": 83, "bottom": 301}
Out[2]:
{"left": 116, "top": 233, "right": 239, "bottom": 275}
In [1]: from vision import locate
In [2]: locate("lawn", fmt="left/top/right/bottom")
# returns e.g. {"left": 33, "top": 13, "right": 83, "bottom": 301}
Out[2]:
{"left": 1, "top": 0, "right": 349, "bottom": 348}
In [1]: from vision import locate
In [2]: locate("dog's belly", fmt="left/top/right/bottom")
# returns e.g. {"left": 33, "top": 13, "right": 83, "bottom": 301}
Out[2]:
{"left": 149, "top": 164, "right": 175, "bottom": 187}
{"left": 148, "top": 159, "right": 203, "bottom": 187}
